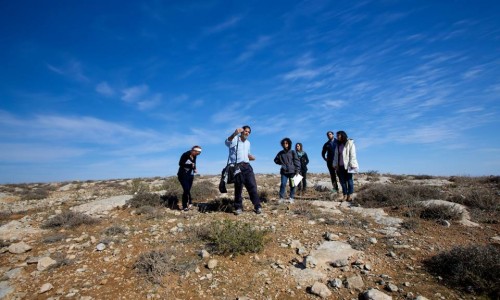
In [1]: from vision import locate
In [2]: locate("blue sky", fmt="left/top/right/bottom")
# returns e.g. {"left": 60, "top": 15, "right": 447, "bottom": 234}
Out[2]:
{"left": 0, "top": 1, "right": 499, "bottom": 183}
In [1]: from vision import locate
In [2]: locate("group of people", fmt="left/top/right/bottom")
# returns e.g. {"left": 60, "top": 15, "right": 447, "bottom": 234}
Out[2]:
{"left": 177, "top": 125, "right": 358, "bottom": 214}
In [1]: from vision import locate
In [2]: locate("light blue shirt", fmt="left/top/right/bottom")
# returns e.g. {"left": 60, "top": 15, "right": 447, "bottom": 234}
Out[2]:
{"left": 225, "top": 136, "right": 251, "bottom": 164}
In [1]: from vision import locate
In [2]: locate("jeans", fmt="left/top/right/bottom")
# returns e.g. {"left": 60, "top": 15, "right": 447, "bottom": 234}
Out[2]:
{"left": 279, "top": 174, "right": 296, "bottom": 199}
{"left": 234, "top": 163, "right": 261, "bottom": 210}
{"left": 327, "top": 162, "right": 339, "bottom": 190}
{"left": 337, "top": 165, "right": 354, "bottom": 195}
{"left": 177, "top": 173, "right": 194, "bottom": 209}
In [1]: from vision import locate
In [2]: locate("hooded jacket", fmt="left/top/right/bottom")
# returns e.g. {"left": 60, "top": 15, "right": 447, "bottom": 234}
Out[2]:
{"left": 274, "top": 149, "right": 301, "bottom": 176}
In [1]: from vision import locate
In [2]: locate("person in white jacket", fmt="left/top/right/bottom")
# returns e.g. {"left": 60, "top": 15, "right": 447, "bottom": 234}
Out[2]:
{"left": 333, "top": 131, "right": 358, "bottom": 201}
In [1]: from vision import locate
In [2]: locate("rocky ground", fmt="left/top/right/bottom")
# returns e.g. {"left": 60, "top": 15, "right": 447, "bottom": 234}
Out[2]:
{"left": 0, "top": 173, "right": 498, "bottom": 300}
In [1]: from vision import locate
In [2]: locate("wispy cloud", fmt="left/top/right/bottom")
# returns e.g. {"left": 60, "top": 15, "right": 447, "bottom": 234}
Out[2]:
{"left": 46, "top": 59, "right": 89, "bottom": 82}
{"left": 236, "top": 35, "right": 272, "bottom": 62}
{"left": 96, "top": 81, "right": 115, "bottom": 97}
{"left": 120, "top": 84, "right": 162, "bottom": 110}
{"left": 204, "top": 16, "right": 242, "bottom": 35}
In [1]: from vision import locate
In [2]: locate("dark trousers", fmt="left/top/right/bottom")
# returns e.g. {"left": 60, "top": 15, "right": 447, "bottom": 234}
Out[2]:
{"left": 337, "top": 165, "right": 354, "bottom": 195}
{"left": 178, "top": 174, "right": 194, "bottom": 209}
{"left": 298, "top": 170, "right": 307, "bottom": 191}
{"left": 234, "top": 163, "right": 260, "bottom": 210}
{"left": 327, "top": 162, "right": 339, "bottom": 190}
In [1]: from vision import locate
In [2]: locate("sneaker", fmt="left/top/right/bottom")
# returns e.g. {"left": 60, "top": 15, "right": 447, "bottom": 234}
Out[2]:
{"left": 183, "top": 207, "right": 189, "bottom": 211}
{"left": 234, "top": 209, "right": 243, "bottom": 215}
{"left": 331, "top": 188, "right": 338, "bottom": 193}
{"left": 278, "top": 198, "right": 286, "bottom": 204}
{"left": 254, "top": 208, "right": 262, "bottom": 214}
{"left": 288, "top": 198, "right": 295, "bottom": 204}
{"left": 188, "top": 204, "right": 193, "bottom": 209}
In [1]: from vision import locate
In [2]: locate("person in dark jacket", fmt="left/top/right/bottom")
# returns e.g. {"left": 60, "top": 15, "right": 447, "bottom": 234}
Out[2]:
{"left": 295, "top": 142, "right": 309, "bottom": 193}
{"left": 177, "top": 146, "right": 202, "bottom": 211}
{"left": 274, "top": 137, "right": 301, "bottom": 203}
{"left": 321, "top": 131, "right": 340, "bottom": 193}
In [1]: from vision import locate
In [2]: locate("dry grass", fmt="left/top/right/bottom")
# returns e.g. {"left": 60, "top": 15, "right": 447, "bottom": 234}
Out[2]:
{"left": 424, "top": 244, "right": 500, "bottom": 299}
{"left": 41, "top": 211, "right": 99, "bottom": 229}
{"left": 127, "top": 192, "right": 162, "bottom": 208}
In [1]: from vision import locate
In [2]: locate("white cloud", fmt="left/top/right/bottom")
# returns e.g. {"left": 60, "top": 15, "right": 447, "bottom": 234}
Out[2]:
{"left": 237, "top": 35, "right": 272, "bottom": 62}
{"left": 322, "top": 100, "right": 345, "bottom": 108}
{"left": 121, "top": 85, "right": 149, "bottom": 103}
{"left": 96, "top": 81, "right": 115, "bottom": 97}
{"left": 204, "top": 16, "right": 242, "bottom": 34}
{"left": 138, "top": 94, "right": 162, "bottom": 110}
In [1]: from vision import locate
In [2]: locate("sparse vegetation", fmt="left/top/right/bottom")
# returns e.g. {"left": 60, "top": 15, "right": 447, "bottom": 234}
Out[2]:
{"left": 41, "top": 211, "right": 99, "bottom": 229}
{"left": 355, "top": 183, "right": 444, "bottom": 208}
{"left": 424, "top": 244, "right": 500, "bottom": 299}
{"left": 364, "top": 170, "right": 380, "bottom": 181}
{"left": 20, "top": 187, "right": 51, "bottom": 200}
{"left": 419, "top": 204, "right": 462, "bottom": 221}
{"left": 198, "top": 197, "right": 234, "bottom": 213}
{"left": 42, "top": 233, "right": 67, "bottom": 244}
{"left": 190, "top": 180, "right": 219, "bottom": 200}
{"left": 134, "top": 249, "right": 199, "bottom": 284}
{"left": 129, "top": 179, "right": 150, "bottom": 194}
{"left": 127, "top": 192, "right": 162, "bottom": 208}
{"left": 103, "top": 225, "right": 127, "bottom": 236}
{"left": 199, "top": 220, "right": 268, "bottom": 256}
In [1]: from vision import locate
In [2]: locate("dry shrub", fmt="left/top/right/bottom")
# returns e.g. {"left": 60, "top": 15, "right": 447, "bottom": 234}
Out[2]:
{"left": 199, "top": 220, "right": 268, "bottom": 256}
{"left": 20, "top": 187, "right": 51, "bottom": 200}
{"left": 364, "top": 170, "right": 380, "bottom": 181}
{"left": 42, "top": 233, "right": 67, "bottom": 244}
{"left": 162, "top": 177, "right": 183, "bottom": 195}
{"left": 259, "top": 189, "right": 270, "bottom": 203}
{"left": 291, "top": 201, "right": 324, "bottom": 219}
{"left": 134, "top": 250, "right": 172, "bottom": 283}
{"left": 41, "top": 211, "right": 99, "bottom": 229}
{"left": 348, "top": 237, "right": 371, "bottom": 251}
{"left": 356, "top": 183, "right": 443, "bottom": 208}
{"left": 127, "top": 192, "right": 162, "bottom": 208}
{"left": 424, "top": 244, "right": 500, "bottom": 298}
{"left": 103, "top": 225, "right": 127, "bottom": 236}
{"left": 190, "top": 180, "right": 218, "bottom": 200}
{"left": 419, "top": 204, "right": 462, "bottom": 220}
{"left": 412, "top": 174, "right": 434, "bottom": 180}
{"left": 129, "top": 179, "right": 150, "bottom": 194}
{"left": 401, "top": 219, "right": 419, "bottom": 231}
{"left": 198, "top": 197, "right": 234, "bottom": 213}
{"left": 134, "top": 249, "right": 199, "bottom": 284}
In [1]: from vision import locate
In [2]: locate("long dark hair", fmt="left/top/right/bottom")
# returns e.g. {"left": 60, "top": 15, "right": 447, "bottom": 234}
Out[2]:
{"left": 296, "top": 142, "right": 303, "bottom": 152}
{"left": 337, "top": 131, "right": 348, "bottom": 144}
{"left": 280, "top": 137, "right": 292, "bottom": 151}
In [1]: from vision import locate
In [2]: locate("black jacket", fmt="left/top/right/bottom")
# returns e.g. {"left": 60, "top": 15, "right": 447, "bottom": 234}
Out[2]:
{"left": 322, "top": 139, "right": 338, "bottom": 163}
{"left": 177, "top": 151, "right": 196, "bottom": 176}
{"left": 274, "top": 149, "right": 301, "bottom": 176}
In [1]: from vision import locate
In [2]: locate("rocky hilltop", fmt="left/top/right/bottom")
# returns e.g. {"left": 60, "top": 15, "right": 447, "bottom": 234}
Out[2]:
{"left": 0, "top": 173, "right": 498, "bottom": 299}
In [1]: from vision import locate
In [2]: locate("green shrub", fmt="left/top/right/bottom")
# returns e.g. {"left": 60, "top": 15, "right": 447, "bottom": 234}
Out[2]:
{"left": 200, "top": 220, "right": 268, "bottom": 256}
{"left": 127, "top": 192, "right": 162, "bottom": 208}
{"left": 162, "top": 177, "right": 183, "bottom": 195}
{"left": 190, "top": 180, "right": 219, "bottom": 200}
{"left": 129, "top": 179, "right": 150, "bottom": 194}
{"left": 41, "top": 211, "right": 99, "bottom": 229}
{"left": 419, "top": 204, "right": 462, "bottom": 220}
{"left": 412, "top": 174, "right": 434, "bottom": 180}
{"left": 424, "top": 245, "right": 500, "bottom": 298}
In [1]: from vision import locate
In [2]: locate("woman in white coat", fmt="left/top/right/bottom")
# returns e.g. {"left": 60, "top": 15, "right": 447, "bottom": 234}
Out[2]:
{"left": 333, "top": 131, "right": 358, "bottom": 201}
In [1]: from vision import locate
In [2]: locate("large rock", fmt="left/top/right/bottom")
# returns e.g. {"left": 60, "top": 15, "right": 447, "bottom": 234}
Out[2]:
{"left": 8, "top": 241, "right": 32, "bottom": 254}
{"left": 310, "top": 282, "right": 332, "bottom": 298}
{"left": 308, "top": 241, "right": 362, "bottom": 270}
{"left": 37, "top": 257, "right": 57, "bottom": 271}
{"left": 290, "top": 268, "right": 327, "bottom": 286}
{"left": 0, "top": 220, "right": 42, "bottom": 241}
{"left": 361, "top": 288, "right": 392, "bottom": 300}
{"left": 71, "top": 195, "right": 133, "bottom": 215}
{"left": 419, "top": 199, "right": 479, "bottom": 227}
